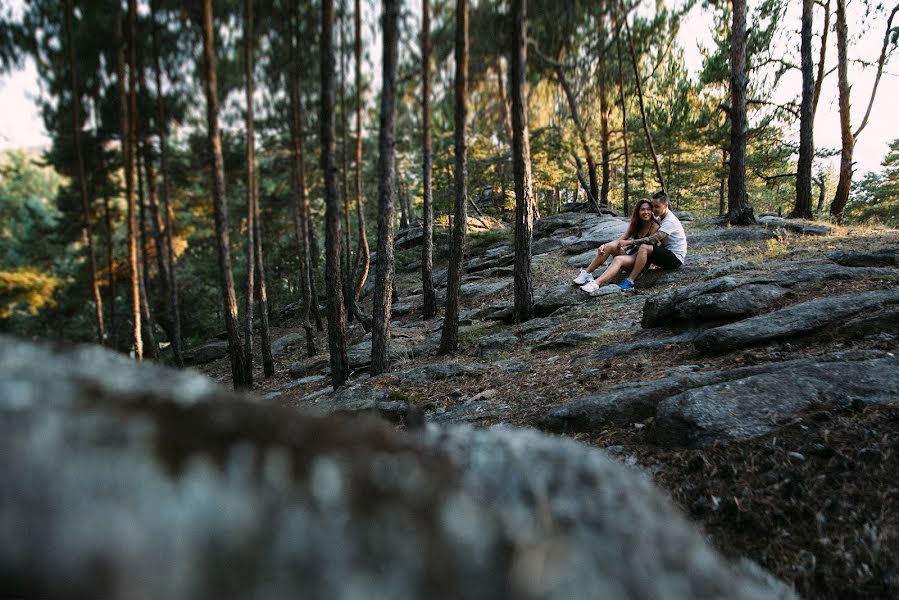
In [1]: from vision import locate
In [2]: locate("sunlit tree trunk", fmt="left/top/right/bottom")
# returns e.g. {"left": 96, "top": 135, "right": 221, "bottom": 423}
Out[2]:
{"left": 371, "top": 0, "right": 400, "bottom": 375}
{"left": 511, "top": 0, "right": 534, "bottom": 323}
{"left": 200, "top": 0, "right": 245, "bottom": 387}
{"left": 726, "top": 0, "right": 754, "bottom": 225}
{"left": 420, "top": 0, "right": 437, "bottom": 319}
{"left": 321, "top": 0, "right": 350, "bottom": 387}
{"left": 339, "top": 1, "right": 354, "bottom": 322}
{"left": 115, "top": 0, "right": 142, "bottom": 359}
{"left": 64, "top": 0, "right": 105, "bottom": 345}
{"left": 135, "top": 142, "right": 159, "bottom": 359}
{"left": 439, "top": 0, "right": 469, "bottom": 354}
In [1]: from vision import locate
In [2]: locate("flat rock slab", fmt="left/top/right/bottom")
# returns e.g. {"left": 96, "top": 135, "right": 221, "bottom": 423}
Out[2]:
{"left": 461, "top": 266, "right": 514, "bottom": 281}
{"left": 540, "top": 350, "right": 892, "bottom": 442}
{"left": 564, "top": 220, "right": 630, "bottom": 254}
{"left": 477, "top": 331, "right": 518, "bottom": 358}
{"left": 531, "top": 236, "right": 565, "bottom": 256}
{"left": 826, "top": 248, "right": 899, "bottom": 267}
{"left": 0, "top": 336, "right": 796, "bottom": 600}
{"left": 306, "top": 381, "right": 409, "bottom": 421}
{"left": 460, "top": 278, "right": 513, "bottom": 299}
{"left": 271, "top": 332, "right": 304, "bottom": 358}
{"left": 533, "top": 212, "right": 594, "bottom": 236}
{"left": 289, "top": 355, "right": 331, "bottom": 378}
{"left": 532, "top": 330, "right": 607, "bottom": 352}
{"left": 655, "top": 353, "right": 899, "bottom": 447}
{"left": 183, "top": 340, "right": 229, "bottom": 366}
{"left": 688, "top": 227, "right": 773, "bottom": 248}
{"left": 694, "top": 288, "right": 899, "bottom": 353}
{"left": 427, "top": 399, "right": 513, "bottom": 424}
{"left": 534, "top": 284, "right": 590, "bottom": 316}
{"left": 758, "top": 215, "right": 832, "bottom": 236}
{"left": 643, "top": 263, "right": 899, "bottom": 328}
{"left": 391, "top": 362, "right": 488, "bottom": 386}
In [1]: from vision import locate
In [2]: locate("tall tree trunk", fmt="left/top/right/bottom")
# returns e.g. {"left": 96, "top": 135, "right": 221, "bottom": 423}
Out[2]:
{"left": 200, "top": 0, "right": 245, "bottom": 387}
{"left": 102, "top": 192, "right": 116, "bottom": 347}
{"left": 556, "top": 65, "right": 599, "bottom": 205}
{"left": 831, "top": 2, "right": 898, "bottom": 223}
{"left": 439, "top": 0, "right": 469, "bottom": 355}
{"left": 142, "top": 137, "right": 175, "bottom": 355}
{"left": 397, "top": 158, "right": 409, "bottom": 229}
{"left": 719, "top": 149, "right": 727, "bottom": 216}
{"left": 116, "top": 0, "right": 142, "bottom": 359}
{"left": 136, "top": 141, "right": 159, "bottom": 360}
{"left": 420, "top": 0, "right": 437, "bottom": 319}
{"left": 727, "top": 0, "right": 755, "bottom": 225}
{"left": 615, "top": 35, "right": 630, "bottom": 215}
{"left": 242, "top": 0, "right": 257, "bottom": 387}
{"left": 791, "top": 0, "right": 815, "bottom": 219}
{"left": 511, "top": 0, "right": 533, "bottom": 323}
{"left": 321, "top": 0, "right": 350, "bottom": 387}
{"left": 599, "top": 74, "right": 611, "bottom": 207}
{"left": 289, "top": 2, "right": 316, "bottom": 356}
{"left": 254, "top": 185, "right": 275, "bottom": 377}
{"left": 496, "top": 56, "right": 513, "bottom": 150}
{"left": 816, "top": 173, "right": 826, "bottom": 212}
{"left": 339, "top": 0, "right": 354, "bottom": 322}
{"left": 351, "top": 0, "right": 371, "bottom": 329}
{"left": 812, "top": 0, "right": 831, "bottom": 118}
{"left": 623, "top": 18, "right": 665, "bottom": 193}
{"left": 371, "top": 0, "right": 400, "bottom": 376}
{"left": 65, "top": 0, "right": 105, "bottom": 345}
{"left": 150, "top": 0, "right": 183, "bottom": 367}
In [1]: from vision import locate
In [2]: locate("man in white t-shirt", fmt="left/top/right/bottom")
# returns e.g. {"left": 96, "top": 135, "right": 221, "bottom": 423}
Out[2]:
{"left": 617, "top": 191, "right": 687, "bottom": 290}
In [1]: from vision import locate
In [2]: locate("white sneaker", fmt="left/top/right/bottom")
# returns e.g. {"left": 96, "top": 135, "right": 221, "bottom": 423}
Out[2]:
{"left": 580, "top": 280, "right": 599, "bottom": 293}
{"left": 573, "top": 269, "right": 593, "bottom": 285}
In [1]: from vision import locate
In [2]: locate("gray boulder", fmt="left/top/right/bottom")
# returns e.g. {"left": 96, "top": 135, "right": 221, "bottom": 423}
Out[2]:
{"left": 0, "top": 335, "right": 796, "bottom": 600}
{"left": 477, "top": 331, "right": 518, "bottom": 358}
{"left": 461, "top": 278, "right": 514, "bottom": 299}
{"left": 534, "top": 284, "right": 590, "bottom": 315}
{"left": 694, "top": 288, "right": 899, "bottom": 353}
{"left": 655, "top": 353, "right": 899, "bottom": 447}
{"left": 183, "top": 340, "right": 229, "bottom": 366}
{"left": 392, "top": 361, "right": 489, "bottom": 386}
{"left": 757, "top": 215, "right": 832, "bottom": 236}
{"left": 826, "top": 248, "right": 899, "bottom": 267}
{"left": 270, "top": 332, "right": 304, "bottom": 358}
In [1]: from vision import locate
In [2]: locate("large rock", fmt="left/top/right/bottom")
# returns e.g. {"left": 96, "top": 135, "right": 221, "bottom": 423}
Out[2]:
{"left": 461, "top": 278, "right": 513, "bottom": 299}
{"left": 654, "top": 352, "right": 899, "bottom": 447}
{"left": 694, "top": 288, "right": 899, "bottom": 353}
{"left": 540, "top": 350, "right": 896, "bottom": 442}
{"left": 564, "top": 219, "right": 629, "bottom": 254}
{"left": 534, "top": 284, "right": 590, "bottom": 316}
{"left": 392, "top": 361, "right": 489, "bottom": 386}
{"left": 182, "top": 340, "right": 229, "bottom": 366}
{"left": 0, "top": 335, "right": 794, "bottom": 599}
{"left": 757, "top": 215, "right": 832, "bottom": 236}
{"left": 270, "top": 332, "right": 304, "bottom": 358}
{"left": 826, "top": 248, "right": 899, "bottom": 267}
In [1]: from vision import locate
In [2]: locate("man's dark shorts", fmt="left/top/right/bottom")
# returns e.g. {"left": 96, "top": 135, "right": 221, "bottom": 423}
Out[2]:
{"left": 648, "top": 246, "right": 683, "bottom": 270}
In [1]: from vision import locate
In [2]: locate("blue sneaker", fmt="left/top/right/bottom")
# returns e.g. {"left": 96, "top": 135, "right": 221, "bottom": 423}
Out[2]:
{"left": 619, "top": 279, "right": 634, "bottom": 290}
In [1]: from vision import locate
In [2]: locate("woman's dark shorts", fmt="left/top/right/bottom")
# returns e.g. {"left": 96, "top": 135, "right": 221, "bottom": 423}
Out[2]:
{"left": 648, "top": 246, "right": 683, "bottom": 269}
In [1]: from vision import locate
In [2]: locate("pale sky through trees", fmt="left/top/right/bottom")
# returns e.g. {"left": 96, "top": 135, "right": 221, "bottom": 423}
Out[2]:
{"left": 1, "top": 0, "right": 897, "bottom": 176}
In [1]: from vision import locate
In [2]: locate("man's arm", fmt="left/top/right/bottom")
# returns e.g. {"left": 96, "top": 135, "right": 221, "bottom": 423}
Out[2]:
{"left": 622, "top": 230, "right": 668, "bottom": 247}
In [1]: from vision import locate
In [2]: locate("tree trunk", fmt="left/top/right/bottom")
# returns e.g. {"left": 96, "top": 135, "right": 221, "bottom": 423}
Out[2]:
{"left": 65, "top": 0, "right": 105, "bottom": 345}
{"left": 289, "top": 2, "right": 316, "bottom": 357}
{"left": 812, "top": 0, "right": 830, "bottom": 117}
{"left": 791, "top": 0, "right": 815, "bottom": 219}
{"left": 439, "top": 0, "right": 469, "bottom": 354}
{"left": 816, "top": 173, "right": 826, "bottom": 212}
{"left": 727, "top": 0, "right": 755, "bottom": 225}
{"left": 420, "top": 0, "right": 437, "bottom": 319}
{"left": 321, "top": 0, "right": 350, "bottom": 387}
{"left": 242, "top": 0, "right": 257, "bottom": 387}
{"left": 623, "top": 18, "right": 666, "bottom": 193}
{"left": 397, "top": 157, "right": 409, "bottom": 229}
{"left": 136, "top": 141, "right": 159, "bottom": 360}
{"left": 200, "top": 0, "right": 245, "bottom": 387}
{"left": 831, "top": 2, "right": 898, "bottom": 223}
{"left": 556, "top": 65, "right": 599, "bottom": 205}
{"left": 496, "top": 56, "right": 513, "bottom": 150}
{"left": 831, "top": 0, "right": 852, "bottom": 223}
{"left": 351, "top": 0, "right": 371, "bottom": 329}
{"left": 150, "top": 0, "right": 183, "bottom": 367}
{"left": 102, "top": 191, "right": 116, "bottom": 347}
{"left": 116, "top": 0, "right": 142, "bottom": 360}
{"left": 615, "top": 36, "right": 630, "bottom": 216}
{"left": 339, "top": 1, "right": 354, "bottom": 323}
{"left": 371, "top": 0, "right": 400, "bottom": 375}
{"left": 719, "top": 149, "right": 727, "bottom": 216}
{"left": 598, "top": 16, "right": 610, "bottom": 207}
{"left": 511, "top": 0, "right": 533, "bottom": 323}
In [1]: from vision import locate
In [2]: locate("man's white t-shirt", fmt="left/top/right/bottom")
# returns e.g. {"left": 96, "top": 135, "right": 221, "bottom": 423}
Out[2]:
{"left": 658, "top": 211, "right": 687, "bottom": 264}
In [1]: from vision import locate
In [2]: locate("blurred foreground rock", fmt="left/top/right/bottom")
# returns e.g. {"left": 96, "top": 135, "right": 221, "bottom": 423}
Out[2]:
{"left": 0, "top": 336, "right": 793, "bottom": 599}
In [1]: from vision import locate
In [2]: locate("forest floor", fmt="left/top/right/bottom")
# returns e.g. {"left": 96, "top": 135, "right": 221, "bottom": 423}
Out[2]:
{"left": 199, "top": 217, "right": 899, "bottom": 599}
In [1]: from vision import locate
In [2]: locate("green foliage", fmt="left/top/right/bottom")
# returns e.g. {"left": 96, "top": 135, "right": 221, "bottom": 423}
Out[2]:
{"left": 846, "top": 139, "right": 899, "bottom": 225}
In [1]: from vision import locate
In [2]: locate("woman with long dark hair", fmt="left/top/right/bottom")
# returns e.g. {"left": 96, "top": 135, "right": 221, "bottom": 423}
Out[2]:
{"left": 572, "top": 199, "right": 659, "bottom": 293}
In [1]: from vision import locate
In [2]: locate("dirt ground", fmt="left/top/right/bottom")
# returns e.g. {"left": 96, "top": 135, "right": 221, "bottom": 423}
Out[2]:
{"left": 201, "top": 222, "right": 899, "bottom": 599}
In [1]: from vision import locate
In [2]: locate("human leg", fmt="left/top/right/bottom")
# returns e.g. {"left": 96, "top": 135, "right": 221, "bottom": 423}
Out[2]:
{"left": 589, "top": 254, "right": 636, "bottom": 287}
{"left": 625, "top": 244, "right": 654, "bottom": 284}
{"left": 575, "top": 244, "right": 622, "bottom": 284}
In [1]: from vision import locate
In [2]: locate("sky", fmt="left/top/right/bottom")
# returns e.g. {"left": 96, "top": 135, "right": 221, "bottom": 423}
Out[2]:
{"left": 1, "top": 0, "right": 897, "bottom": 175}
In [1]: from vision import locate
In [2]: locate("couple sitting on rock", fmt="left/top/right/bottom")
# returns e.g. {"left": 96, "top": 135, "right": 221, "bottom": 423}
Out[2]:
{"left": 573, "top": 191, "right": 687, "bottom": 293}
